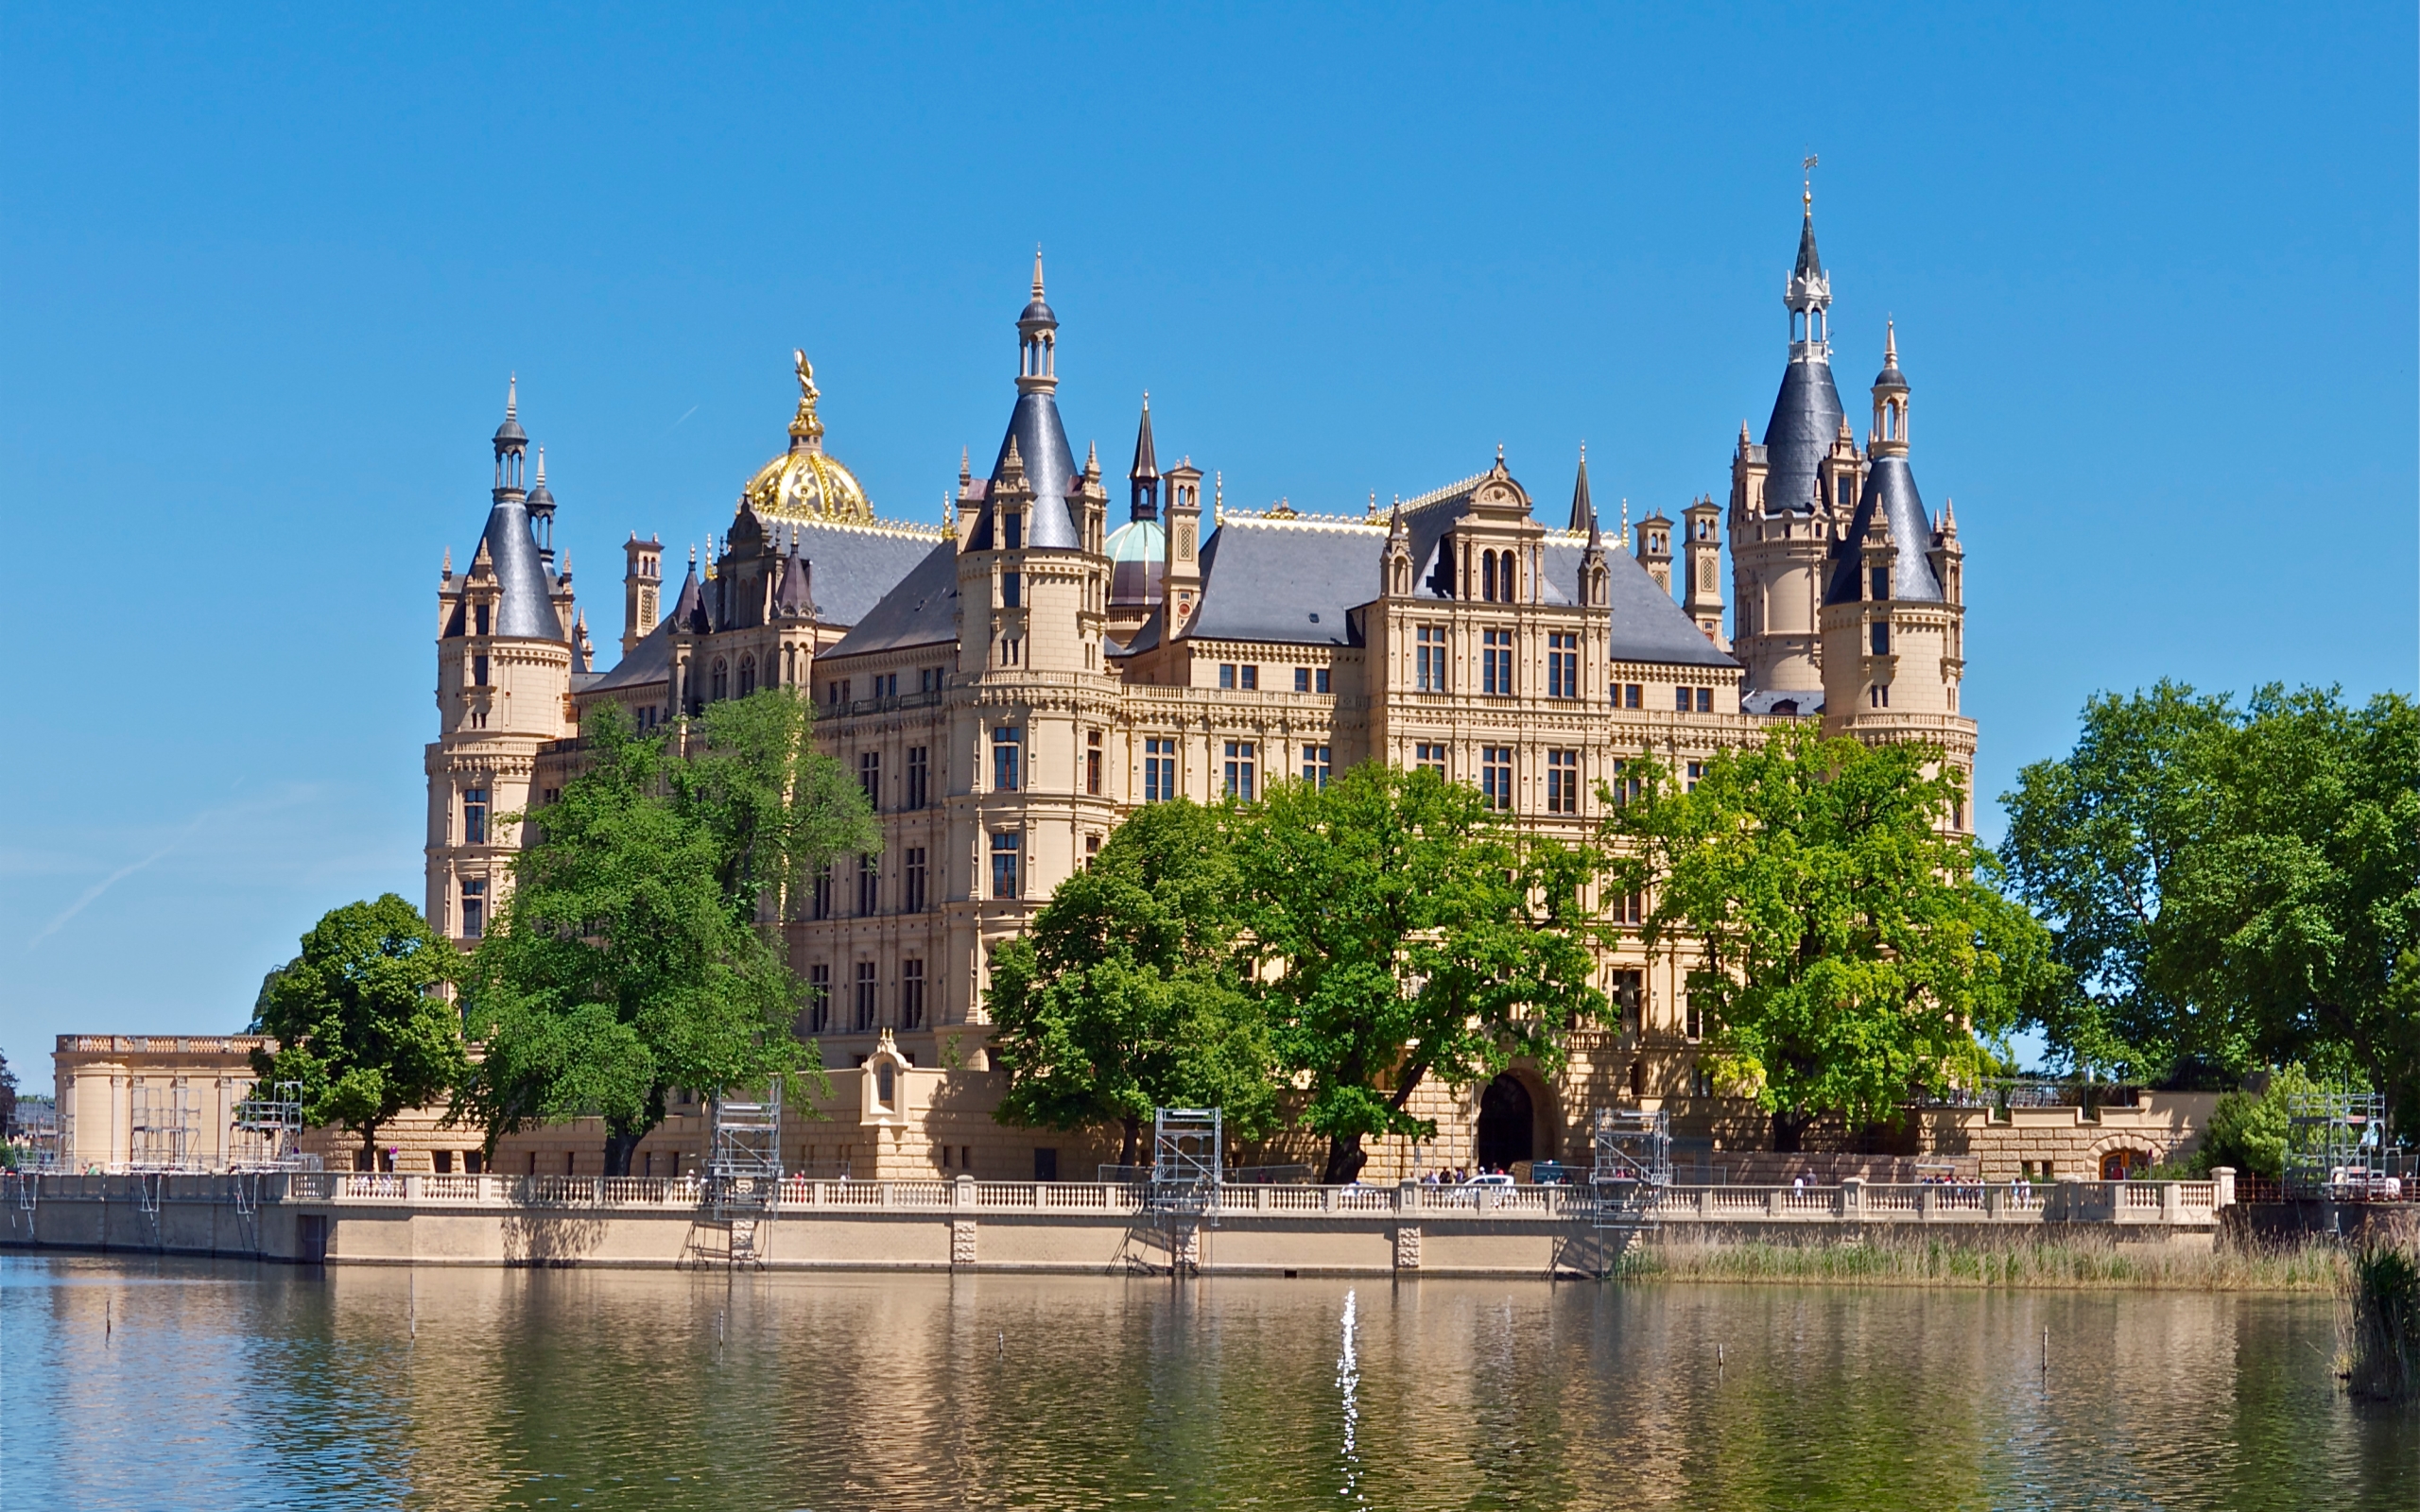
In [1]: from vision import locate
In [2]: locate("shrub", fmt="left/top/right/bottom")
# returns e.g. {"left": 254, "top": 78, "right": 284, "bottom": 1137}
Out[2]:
{"left": 2344, "top": 1232, "right": 2420, "bottom": 1400}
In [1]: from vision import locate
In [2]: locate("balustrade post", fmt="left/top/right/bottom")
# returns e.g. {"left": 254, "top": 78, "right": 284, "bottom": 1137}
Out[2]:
{"left": 1767, "top": 1188, "right": 1784, "bottom": 1217}
{"left": 2213, "top": 1167, "right": 2237, "bottom": 1209}
{"left": 955, "top": 1174, "right": 976, "bottom": 1211}
{"left": 1256, "top": 1185, "right": 1270, "bottom": 1213}
{"left": 2159, "top": 1181, "right": 2182, "bottom": 1223}
{"left": 1983, "top": 1182, "right": 2002, "bottom": 1218}
{"left": 403, "top": 1175, "right": 422, "bottom": 1204}
{"left": 880, "top": 1181, "right": 895, "bottom": 1210}
{"left": 593, "top": 1177, "right": 606, "bottom": 1207}
{"left": 1840, "top": 1177, "right": 1863, "bottom": 1218}
{"left": 1916, "top": 1184, "right": 1935, "bottom": 1220}
{"left": 1397, "top": 1180, "right": 1416, "bottom": 1213}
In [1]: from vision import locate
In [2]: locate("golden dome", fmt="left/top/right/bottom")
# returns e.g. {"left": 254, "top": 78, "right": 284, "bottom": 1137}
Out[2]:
{"left": 742, "top": 351, "right": 874, "bottom": 523}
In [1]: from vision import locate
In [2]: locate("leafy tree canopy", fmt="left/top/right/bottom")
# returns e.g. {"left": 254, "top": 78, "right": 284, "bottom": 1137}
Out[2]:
{"left": 1240, "top": 764, "right": 1608, "bottom": 1184}
{"left": 458, "top": 690, "right": 876, "bottom": 1174}
{"left": 1606, "top": 727, "right": 2046, "bottom": 1152}
{"left": 250, "top": 894, "right": 468, "bottom": 1162}
{"left": 988, "top": 799, "right": 1275, "bottom": 1168}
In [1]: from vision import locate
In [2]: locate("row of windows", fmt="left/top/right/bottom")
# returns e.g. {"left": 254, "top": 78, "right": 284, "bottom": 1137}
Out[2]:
{"left": 809, "top": 848, "right": 931, "bottom": 919}
{"left": 804, "top": 958, "right": 926, "bottom": 1035}
{"left": 851, "top": 747, "right": 932, "bottom": 812}
{"left": 1213, "top": 662, "right": 1334, "bottom": 694}
{"left": 826, "top": 666, "right": 948, "bottom": 708}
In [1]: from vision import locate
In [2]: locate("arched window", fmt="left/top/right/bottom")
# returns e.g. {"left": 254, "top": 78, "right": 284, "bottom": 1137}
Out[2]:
{"left": 711, "top": 658, "right": 729, "bottom": 701}
{"left": 737, "top": 654, "right": 756, "bottom": 697}
{"left": 1481, "top": 551, "right": 1498, "bottom": 603}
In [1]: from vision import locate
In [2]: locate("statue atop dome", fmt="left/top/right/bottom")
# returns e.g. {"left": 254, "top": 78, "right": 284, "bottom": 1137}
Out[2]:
{"left": 743, "top": 349, "right": 873, "bottom": 523}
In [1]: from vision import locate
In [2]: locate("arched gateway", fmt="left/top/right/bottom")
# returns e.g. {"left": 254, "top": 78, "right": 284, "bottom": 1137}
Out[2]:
{"left": 1475, "top": 1074, "right": 1535, "bottom": 1173}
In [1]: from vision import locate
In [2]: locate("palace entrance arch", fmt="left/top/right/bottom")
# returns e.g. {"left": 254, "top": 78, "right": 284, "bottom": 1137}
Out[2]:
{"left": 1475, "top": 1074, "right": 1535, "bottom": 1173}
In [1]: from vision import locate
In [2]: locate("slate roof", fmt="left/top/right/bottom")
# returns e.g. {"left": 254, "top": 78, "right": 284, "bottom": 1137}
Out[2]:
{"left": 774, "top": 520, "right": 946, "bottom": 626}
{"left": 1761, "top": 357, "right": 1844, "bottom": 518}
{"left": 823, "top": 539, "right": 962, "bottom": 658}
{"left": 963, "top": 391, "right": 1080, "bottom": 551}
{"left": 1824, "top": 455, "right": 1945, "bottom": 606}
{"left": 589, "top": 618, "right": 674, "bottom": 692}
{"left": 480, "top": 494, "right": 563, "bottom": 640}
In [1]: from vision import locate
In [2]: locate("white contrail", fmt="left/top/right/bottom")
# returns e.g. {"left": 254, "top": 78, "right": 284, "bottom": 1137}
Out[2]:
{"left": 666, "top": 404, "right": 700, "bottom": 434}
{"left": 27, "top": 802, "right": 235, "bottom": 946}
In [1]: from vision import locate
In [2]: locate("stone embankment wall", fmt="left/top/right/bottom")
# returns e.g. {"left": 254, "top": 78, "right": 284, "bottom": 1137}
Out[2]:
{"left": 5, "top": 1172, "right": 2231, "bottom": 1278}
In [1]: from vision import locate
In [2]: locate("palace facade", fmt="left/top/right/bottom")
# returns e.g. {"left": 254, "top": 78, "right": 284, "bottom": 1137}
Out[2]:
{"left": 422, "top": 203, "right": 1979, "bottom": 1180}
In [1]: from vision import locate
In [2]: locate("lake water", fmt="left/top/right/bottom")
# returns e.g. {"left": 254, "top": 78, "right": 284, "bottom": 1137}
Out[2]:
{"left": 3, "top": 1252, "right": 2411, "bottom": 1509}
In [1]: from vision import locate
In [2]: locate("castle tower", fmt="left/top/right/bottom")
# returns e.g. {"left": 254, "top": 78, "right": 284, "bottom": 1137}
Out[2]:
{"left": 1821, "top": 328, "right": 1973, "bottom": 814}
{"left": 1160, "top": 459, "right": 1203, "bottom": 636}
{"left": 1104, "top": 395, "right": 1169, "bottom": 640}
{"left": 621, "top": 533, "right": 663, "bottom": 655}
{"left": 424, "top": 379, "right": 577, "bottom": 944}
{"left": 1681, "top": 495, "right": 1726, "bottom": 648}
{"left": 1634, "top": 507, "right": 1673, "bottom": 595}
{"left": 1729, "top": 190, "right": 1853, "bottom": 698}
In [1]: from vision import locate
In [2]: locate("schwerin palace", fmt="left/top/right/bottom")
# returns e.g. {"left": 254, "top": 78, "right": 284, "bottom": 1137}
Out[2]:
{"left": 419, "top": 201, "right": 1977, "bottom": 1182}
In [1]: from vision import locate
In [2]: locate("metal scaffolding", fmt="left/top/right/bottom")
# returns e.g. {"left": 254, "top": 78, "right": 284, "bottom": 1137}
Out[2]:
{"left": 1148, "top": 1108, "right": 1223, "bottom": 1217}
{"left": 707, "top": 1082, "right": 784, "bottom": 1262}
{"left": 1589, "top": 1108, "right": 1673, "bottom": 1230}
{"left": 2285, "top": 1090, "right": 2393, "bottom": 1199}
{"left": 231, "top": 1082, "right": 307, "bottom": 1169}
{"left": 129, "top": 1080, "right": 200, "bottom": 1171}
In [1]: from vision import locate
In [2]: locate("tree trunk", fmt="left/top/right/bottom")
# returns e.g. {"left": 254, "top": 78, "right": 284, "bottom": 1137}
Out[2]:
{"left": 359, "top": 1125, "right": 382, "bottom": 1172}
{"left": 1772, "top": 1108, "right": 1812, "bottom": 1154}
{"left": 1322, "top": 1135, "right": 1368, "bottom": 1186}
{"left": 1119, "top": 1116, "right": 1141, "bottom": 1171}
{"left": 601, "top": 1126, "right": 647, "bottom": 1177}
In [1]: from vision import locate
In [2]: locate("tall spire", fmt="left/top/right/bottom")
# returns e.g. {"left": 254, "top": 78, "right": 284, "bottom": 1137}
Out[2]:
{"left": 1567, "top": 441, "right": 1594, "bottom": 533}
{"left": 1016, "top": 248, "right": 1059, "bottom": 394}
{"left": 492, "top": 373, "right": 527, "bottom": 497}
{"left": 1128, "top": 391, "right": 1160, "bottom": 522}
{"left": 1031, "top": 245, "right": 1046, "bottom": 301}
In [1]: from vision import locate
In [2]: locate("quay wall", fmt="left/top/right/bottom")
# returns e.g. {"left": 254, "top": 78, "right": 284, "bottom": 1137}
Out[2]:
{"left": 5, "top": 1173, "right": 2230, "bottom": 1277}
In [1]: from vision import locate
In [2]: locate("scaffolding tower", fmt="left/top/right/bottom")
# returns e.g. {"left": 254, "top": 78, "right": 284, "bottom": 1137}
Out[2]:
{"left": 706, "top": 1083, "right": 784, "bottom": 1262}
{"left": 1589, "top": 1108, "right": 1673, "bottom": 1231}
{"left": 231, "top": 1082, "right": 307, "bottom": 1169}
{"left": 129, "top": 1080, "right": 200, "bottom": 1171}
{"left": 1148, "top": 1108, "right": 1222, "bottom": 1218}
{"left": 2285, "top": 1090, "right": 2391, "bottom": 1199}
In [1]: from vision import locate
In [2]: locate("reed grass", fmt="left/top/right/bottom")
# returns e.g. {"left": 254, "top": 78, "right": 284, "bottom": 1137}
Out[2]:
{"left": 1614, "top": 1229, "right": 2347, "bottom": 1292}
{"left": 2342, "top": 1232, "right": 2420, "bottom": 1400}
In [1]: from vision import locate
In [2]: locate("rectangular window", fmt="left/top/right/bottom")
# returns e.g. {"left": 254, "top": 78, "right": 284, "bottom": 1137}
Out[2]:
{"left": 1240, "top": 664, "right": 1259, "bottom": 691}
{"left": 854, "top": 962, "right": 878, "bottom": 1032}
{"left": 858, "top": 750, "right": 881, "bottom": 810}
{"left": 1871, "top": 620, "right": 1891, "bottom": 655}
{"left": 1480, "top": 747, "right": 1513, "bottom": 810}
{"left": 856, "top": 854, "right": 880, "bottom": 916}
{"left": 459, "top": 879, "right": 486, "bottom": 939}
{"left": 901, "top": 959, "right": 925, "bottom": 1030}
{"left": 1870, "top": 566, "right": 1890, "bottom": 601}
{"left": 1001, "top": 570, "right": 1021, "bottom": 609}
{"left": 1302, "top": 744, "right": 1332, "bottom": 788}
{"left": 1613, "top": 970, "right": 1645, "bottom": 1038}
{"left": 1547, "top": 632, "right": 1579, "bottom": 699}
{"left": 1698, "top": 687, "right": 1714, "bottom": 713}
{"left": 1144, "top": 737, "right": 1177, "bottom": 802}
{"left": 1615, "top": 891, "right": 1644, "bottom": 926}
{"left": 1222, "top": 741, "right": 1256, "bottom": 800}
{"left": 1547, "top": 749, "right": 1579, "bottom": 815}
{"left": 1219, "top": 663, "right": 1236, "bottom": 690}
{"left": 1416, "top": 626, "right": 1447, "bottom": 692}
{"left": 462, "top": 787, "right": 489, "bottom": 845}
{"left": 991, "top": 831, "right": 1022, "bottom": 899}
{"left": 904, "top": 847, "right": 927, "bottom": 913}
{"left": 1085, "top": 730, "right": 1102, "bottom": 796}
{"left": 992, "top": 727, "right": 1021, "bottom": 791}
{"left": 876, "top": 672, "right": 899, "bottom": 699}
{"left": 472, "top": 654, "right": 490, "bottom": 687}
{"left": 811, "top": 863, "right": 834, "bottom": 920}
{"left": 1317, "top": 666, "right": 1331, "bottom": 694}
{"left": 1415, "top": 742, "right": 1447, "bottom": 776}
{"left": 906, "top": 746, "right": 929, "bottom": 810}
{"left": 806, "top": 965, "right": 832, "bottom": 1035}
{"left": 1295, "top": 666, "right": 1311, "bottom": 693}
{"left": 1003, "top": 511, "right": 1023, "bottom": 550}
{"left": 1482, "top": 629, "right": 1513, "bottom": 695}
{"left": 1675, "top": 686, "right": 1693, "bottom": 713}
{"left": 1610, "top": 759, "right": 1643, "bottom": 807}
{"left": 1624, "top": 682, "right": 1643, "bottom": 709}
{"left": 1685, "top": 761, "right": 1705, "bottom": 791}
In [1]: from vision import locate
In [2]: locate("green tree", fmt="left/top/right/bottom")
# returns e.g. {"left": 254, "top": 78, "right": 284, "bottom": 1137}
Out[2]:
{"left": 2151, "top": 687, "right": 2420, "bottom": 1134}
{"left": 1998, "top": 681, "right": 2241, "bottom": 1079}
{"left": 1240, "top": 764, "right": 1608, "bottom": 1184}
{"left": 988, "top": 800, "right": 1275, "bottom": 1168}
{"left": 1605, "top": 727, "right": 2043, "bottom": 1152}
{"left": 2194, "top": 1065, "right": 2322, "bottom": 1180}
{"left": 458, "top": 690, "right": 876, "bottom": 1174}
{"left": 249, "top": 895, "right": 468, "bottom": 1166}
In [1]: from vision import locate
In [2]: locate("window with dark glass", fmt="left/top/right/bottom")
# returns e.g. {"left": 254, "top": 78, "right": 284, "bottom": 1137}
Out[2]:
{"left": 1004, "top": 510, "right": 1023, "bottom": 550}
{"left": 1144, "top": 737, "right": 1176, "bottom": 803}
{"left": 1239, "top": 664, "right": 1258, "bottom": 691}
{"left": 1685, "top": 761, "right": 1705, "bottom": 791}
{"left": 854, "top": 961, "right": 878, "bottom": 1032}
{"left": 738, "top": 655, "right": 756, "bottom": 697}
{"left": 992, "top": 727, "right": 1021, "bottom": 791}
{"left": 1415, "top": 742, "right": 1447, "bottom": 776}
{"left": 1480, "top": 747, "right": 1512, "bottom": 810}
{"left": 1623, "top": 682, "right": 1642, "bottom": 709}
{"left": 1222, "top": 741, "right": 1255, "bottom": 800}
{"left": 711, "top": 659, "right": 729, "bottom": 700}
{"left": 901, "top": 958, "right": 925, "bottom": 1030}
{"left": 1416, "top": 626, "right": 1447, "bottom": 692}
{"left": 811, "top": 863, "right": 834, "bottom": 920}
{"left": 858, "top": 750, "right": 880, "bottom": 809}
{"left": 1295, "top": 666, "right": 1311, "bottom": 693}
{"left": 1085, "top": 730, "right": 1102, "bottom": 796}
{"left": 459, "top": 878, "right": 487, "bottom": 938}
{"left": 904, "top": 847, "right": 927, "bottom": 913}
{"left": 991, "top": 832, "right": 1022, "bottom": 899}
{"left": 1001, "top": 571, "right": 1021, "bottom": 609}
{"left": 1219, "top": 663, "right": 1236, "bottom": 690}
{"left": 805, "top": 964, "right": 832, "bottom": 1034}
{"left": 1547, "top": 632, "right": 1579, "bottom": 699}
{"left": 1611, "top": 759, "right": 1642, "bottom": 806}
{"left": 856, "top": 854, "right": 880, "bottom": 916}
{"left": 1547, "top": 749, "right": 1579, "bottom": 815}
{"left": 1482, "top": 629, "right": 1513, "bottom": 695}
{"left": 1871, "top": 620, "right": 1890, "bottom": 655}
{"left": 1317, "top": 666, "right": 1331, "bottom": 693}
{"left": 1302, "top": 744, "right": 1331, "bottom": 788}
{"left": 462, "top": 787, "right": 489, "bottom": 845}
{"left": 1697, "top": 686, "right": 1714, "bottom": 713}
{"left": 906, "top": 746, "right": 928, "bottom": 810}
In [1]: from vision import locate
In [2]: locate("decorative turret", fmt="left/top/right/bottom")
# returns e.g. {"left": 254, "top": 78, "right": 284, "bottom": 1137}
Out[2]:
{"left": 1106, "top": 394, "right": 1170, "bottom": 624}
{"left": 1129, "top": 392, "right": 1160, "bottom": 522}
{"left": 1567, "top": 442, "right": 1594, "bottom": 533}
{"left": 1381, "top": 496, "right": 1413, "bottom": 598}
{"left": 1682, "top": 495, "right": 1726, "bottom": 648}
{"left": 621, "top": 533, "right": 662, "bottom": 656}
{"left": 1161, "top": 459, "right": 1203, "bottom": 636}
{"left": 527, "top": 446, "right": 557, "bottom": 563}
{"left": 1634, "top": 507, "right": 1673, "bottom": 595}
{"left": 1017, "top": 248, "right": 1057, "bottom": 395}
{"left": 1869, "top": 320, "right": 1910, "bottom": 457}
{"left": 742, "top": 351, "right": 874, "bottom": 522}
{"left": 1577, "top": 489, "right": 1609, "bottom": 610}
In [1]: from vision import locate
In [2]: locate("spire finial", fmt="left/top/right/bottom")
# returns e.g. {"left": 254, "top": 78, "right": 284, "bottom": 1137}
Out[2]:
{"left": 1618, "top": 497, "right": 1630, "bottom": 548}
{"left": 534, "top": 445, "right": 545, "bottom": 484}
{"left": 1496, "top": 441, "right": 1506, "bottom": 464}
{"left": 1803, "top": 152, "right": 1818, "bottom": 215}
{"left": 1032, "top": 245, "right": 1046, "bottom": 300}
{"left": 506, "top": 372, "right": 517, "bottom": 419}
{"left": 1885, "top": 318, "right": 1897, "bottom": 363}
{"left": 787, "top": 349, "right": 825, "bottom": 447}
{"left": 442, "top": 544, "right": 452, "bottom": 575}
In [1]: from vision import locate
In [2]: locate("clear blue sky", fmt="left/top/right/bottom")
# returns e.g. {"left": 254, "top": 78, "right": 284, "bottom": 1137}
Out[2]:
{"left": 3, "top": 5, "right": 2413, "bottom": 1081}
